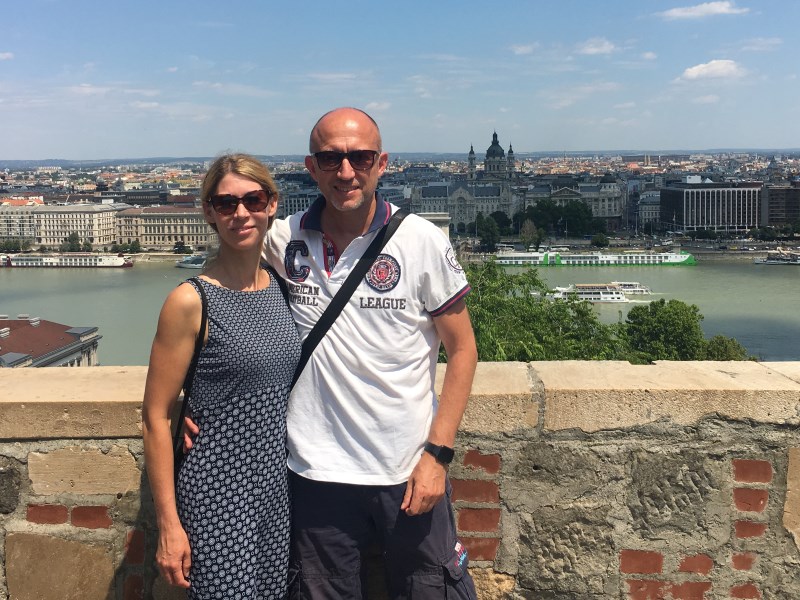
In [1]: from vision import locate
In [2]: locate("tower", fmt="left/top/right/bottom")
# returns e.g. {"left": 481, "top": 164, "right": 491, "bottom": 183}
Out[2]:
{"left": 468, "top": 145, "right": 476, "bottom": 181}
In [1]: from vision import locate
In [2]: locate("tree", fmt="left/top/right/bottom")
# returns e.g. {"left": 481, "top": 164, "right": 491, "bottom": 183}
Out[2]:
{"left": 477, "top": 213, "right": 500, "bottom": 252}
{"left": 591, "top": 233, "right": 609, "bottom": 248}
{"left": 520, "top": 219, "right": 544, "bottom": 251}
{"left": 704, "top": 335, "right": 750, "bottom": 360}
{"left": 455, "top": 261, "right": 621, "bottom": 362}
{"left": 130, "top": 240, "right": 141, "bottom": 252}
{"left": 489, "top": 211, "right": 512, "bottom": 236}
{"left": 60, "top": 232, "right": 82, "bottom": 252}
{"left": 624, "top": 298, "right": 707, "bottom": 362}
{"left": 82, "top": 240, "right": 93, "bottom": 252}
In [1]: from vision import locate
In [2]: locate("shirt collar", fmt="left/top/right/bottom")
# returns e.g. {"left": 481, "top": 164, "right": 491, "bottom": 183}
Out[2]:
{"left": 299, "top": 192, "right": 391, "bottom": 234}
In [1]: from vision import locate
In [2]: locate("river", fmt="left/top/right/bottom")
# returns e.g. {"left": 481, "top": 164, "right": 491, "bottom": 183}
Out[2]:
{"left": 1, "top": 258, "right": 797, "bottom": 365}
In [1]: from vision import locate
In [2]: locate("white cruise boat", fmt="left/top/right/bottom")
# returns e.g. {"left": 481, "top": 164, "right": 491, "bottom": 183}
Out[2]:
{"left": 175, "top": 255, "right": 207, "bottom": 269}
{"left": 610, "top": 281, "right": 652, "bottom": 295}
{"left": 495, "top": 250, "right": 696, "bottom": 267}
{"left": 550, "top": 284, "right": 630, "bottom": 303}
{"left": 0, "top": 253, "right": 133, "bottom": 268}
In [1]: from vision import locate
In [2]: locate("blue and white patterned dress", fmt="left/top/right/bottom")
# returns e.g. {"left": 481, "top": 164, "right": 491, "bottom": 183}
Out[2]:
{"left": 176, "top": 269, "right": 300, "bottom": 599}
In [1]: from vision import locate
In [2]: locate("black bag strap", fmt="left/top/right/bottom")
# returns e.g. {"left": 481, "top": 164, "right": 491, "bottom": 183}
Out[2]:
{"left": 172, "top": 277, "right": 208, "bottom": 468}
{"left": 290, "top": 209, "right": 408, "bottom": 389}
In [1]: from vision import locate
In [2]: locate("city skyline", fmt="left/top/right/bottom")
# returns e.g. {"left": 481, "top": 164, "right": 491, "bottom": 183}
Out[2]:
{"left": 2, "top": 0, "right": 799, "bottom": 160}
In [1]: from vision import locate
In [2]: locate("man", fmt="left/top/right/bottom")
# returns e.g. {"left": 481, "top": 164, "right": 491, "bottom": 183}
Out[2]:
{"left": 191, "top": 107, "right": 478, "bottom": 598}
{"left": 272, "top": 107, "right": 477, "bottom": 599}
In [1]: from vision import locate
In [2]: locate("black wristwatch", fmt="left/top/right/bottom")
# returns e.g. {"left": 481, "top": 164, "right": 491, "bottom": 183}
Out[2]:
{"left": 423, "top": 442, "right": 455, "bottom": 465}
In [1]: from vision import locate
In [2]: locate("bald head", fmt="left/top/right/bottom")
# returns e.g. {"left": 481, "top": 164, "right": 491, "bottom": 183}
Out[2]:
{"left": 309, "top": 107, "right": 382, "bottom": 154}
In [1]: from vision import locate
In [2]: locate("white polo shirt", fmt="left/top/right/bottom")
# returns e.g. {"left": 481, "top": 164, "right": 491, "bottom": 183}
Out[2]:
{"left": 264, "top": 196, "right": 470, "bottom": 485}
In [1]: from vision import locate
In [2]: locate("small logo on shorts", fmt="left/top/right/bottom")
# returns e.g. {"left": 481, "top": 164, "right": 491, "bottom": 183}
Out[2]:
{"left": 454, "top": 540, "right": 468, "bottom": 569}
{"left": 365, "top": 254, "right": 401, "bottom": 292}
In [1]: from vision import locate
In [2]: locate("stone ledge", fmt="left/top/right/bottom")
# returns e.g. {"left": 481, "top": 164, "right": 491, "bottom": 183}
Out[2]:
{"left": 0, "top": 367, "right": 147, "bottom": 439}
{"left": 2, "top": 362, "right": 799, "bottom": 440}
{"left": 534, "top": 360, "right": 800, "bottom": 432}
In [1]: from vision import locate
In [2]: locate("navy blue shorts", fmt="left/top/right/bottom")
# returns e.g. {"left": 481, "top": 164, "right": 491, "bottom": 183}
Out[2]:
{"left": 288, "top": 471, "right": 477, "bottom": 600}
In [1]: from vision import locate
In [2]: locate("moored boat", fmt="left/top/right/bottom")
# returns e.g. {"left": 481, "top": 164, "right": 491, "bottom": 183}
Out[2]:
{"left": 550, "top": 283, "right": 630, "bottom": 303}
{"left": 754, "top": 248, "right": 800, "bottom": 265}
{"left": 175, "top": 254, "right": 207, "bottom": 269}
{"left": 610, "top": 281, "right": 652, "bottom": 295}
{"left": 495, "top": 250, "right": 696, "bottom": 267}
{"left": 0, "top": 253, "right": 133, "bottom": 268}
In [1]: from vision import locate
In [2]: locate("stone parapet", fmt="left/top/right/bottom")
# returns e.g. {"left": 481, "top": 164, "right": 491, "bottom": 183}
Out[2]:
{"left": 1, "top": 362, "right": 800, "bottom": 599}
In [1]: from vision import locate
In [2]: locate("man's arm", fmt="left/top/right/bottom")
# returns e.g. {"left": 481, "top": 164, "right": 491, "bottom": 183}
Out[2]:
{"left": 401, "top": 298, "right": 477, "bottom": 516}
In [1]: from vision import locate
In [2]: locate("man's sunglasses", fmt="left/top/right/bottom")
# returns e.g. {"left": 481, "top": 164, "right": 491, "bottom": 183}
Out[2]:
{"left": 208, "top": 189, "right": 272, "bottom": 216}
{"left": 313, "top": 150, "right": 379, "bottom": 172}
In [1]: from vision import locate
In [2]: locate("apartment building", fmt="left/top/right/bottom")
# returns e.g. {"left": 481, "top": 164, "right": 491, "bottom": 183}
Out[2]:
{"left": 117, "top": 206, "right": 214, "bottom": 250}
{"left": 35, "top": 204, "right": 119, "bottom": 248}
{"left": 761, "top": 181, "right": 800, "bottom": 227}
{"left": 659, "top": 176, "right": 762, "bottom": 233}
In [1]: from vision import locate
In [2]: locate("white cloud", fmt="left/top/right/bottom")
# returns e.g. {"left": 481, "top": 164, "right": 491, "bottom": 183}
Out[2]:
{"left": 576, "top": 37, "right": 616, "bottom": 55}
{"left": 192, "top": 81, "right": 274, "bottom": 98}
{"left": 68, "top": 84, "right": 112, "bottom": 96}
{"left": 693, "top": 94, "right": 720, "bottom": 104}
{"left": 0, "top": 52, "right": 14, "bottom": 60}
{"left": 741, "top": 37, "right": 782, "bottom": 52}
{"left": 543, "top": 81, "right": 620, "bottom": 109}
{"left": 642, "top": 52, "right": 658, "bottom": 60}
{"left": 614, "top": 102, "right": 637, "bottom": 109}
{"left": 678, "top": 59, "right": 746, "bottom": 81}
{"left": 365, "top": 102, "right": 390, "bottom": 111}
{"left": 167, "top": 66, "right": 178, "bottom": 73}
{"left": 657, "top": 1, "right": 749, "bottom": 20}
{"left": 130, "top": 101, "right": 160, "bottom": 109}
{"left": 307, "top": 73, "right": 357, "bottom": 83}
{"left": 122, "top": 88, "right": 161, "bottom": 97}
{"left": 510, "top": 44, "right": 538, "bottom": 56}
{"left": 417, "top": 54, "right": 463, "bottom": 62}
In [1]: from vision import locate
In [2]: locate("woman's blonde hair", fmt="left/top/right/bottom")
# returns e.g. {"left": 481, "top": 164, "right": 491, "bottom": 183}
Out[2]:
{"left": 201, "top": 153, "right": 279, "bottom": 229}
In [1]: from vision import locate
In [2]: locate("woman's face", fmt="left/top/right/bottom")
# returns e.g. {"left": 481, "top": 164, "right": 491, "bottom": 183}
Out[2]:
{"left": 204, "top": 172, "right": 276, "bottom": 251}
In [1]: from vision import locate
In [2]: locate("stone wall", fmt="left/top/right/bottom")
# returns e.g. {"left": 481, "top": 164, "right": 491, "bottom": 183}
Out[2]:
{"left": 1, "top": 362, "right": 800, "bottom": 599}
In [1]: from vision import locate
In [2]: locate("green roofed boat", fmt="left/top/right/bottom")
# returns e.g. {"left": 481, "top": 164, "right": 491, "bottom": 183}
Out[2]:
{"left": 494, "top": 250, "right": 696, "bottom": 267}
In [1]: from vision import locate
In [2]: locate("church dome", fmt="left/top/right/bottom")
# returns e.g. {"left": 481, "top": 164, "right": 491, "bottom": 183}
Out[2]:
{"left": 485, "top": 132, "right": 505, "bottom": 158}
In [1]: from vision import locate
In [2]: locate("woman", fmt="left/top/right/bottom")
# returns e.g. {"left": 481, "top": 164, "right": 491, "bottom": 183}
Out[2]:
{"left": 142, "top": 154, "right": 300, "bottom": 598}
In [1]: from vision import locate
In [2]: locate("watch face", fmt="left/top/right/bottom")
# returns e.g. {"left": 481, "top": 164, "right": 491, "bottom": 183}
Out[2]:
{"left": 426, "top": 442, "right": 455, "bottom": 464}
{"left": 438, "top": 446, "right": 455, "bottom": 464}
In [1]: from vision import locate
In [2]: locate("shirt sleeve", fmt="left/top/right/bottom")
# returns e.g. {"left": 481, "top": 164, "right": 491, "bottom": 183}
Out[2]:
{"left": 410, "top": 216, "right": 471, "bottom": 316}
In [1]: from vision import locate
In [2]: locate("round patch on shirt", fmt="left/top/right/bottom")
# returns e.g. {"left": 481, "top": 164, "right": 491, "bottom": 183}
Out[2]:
{"left": 445, "top": 247, "right": 464, "bottom": 273}
{"left": 365, "top": 254, "right": 401, "bottom": 292}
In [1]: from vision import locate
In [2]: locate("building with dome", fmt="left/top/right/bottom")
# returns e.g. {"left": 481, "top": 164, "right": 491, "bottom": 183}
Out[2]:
{"left": 468, "top": 132, "right": 516, "bottom": 182}
{"left": 412, "top": 133, "right": 517, "bottom": 233}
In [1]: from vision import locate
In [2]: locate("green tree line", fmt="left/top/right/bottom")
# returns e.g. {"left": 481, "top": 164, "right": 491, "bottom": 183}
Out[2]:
{"left": 452, "top": 260, "right": 750, "bottom": 364}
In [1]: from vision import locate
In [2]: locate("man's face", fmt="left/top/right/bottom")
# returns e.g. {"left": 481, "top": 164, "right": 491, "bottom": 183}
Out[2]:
{"left": 304, "top": 109, "right": 388, "bottom": 214}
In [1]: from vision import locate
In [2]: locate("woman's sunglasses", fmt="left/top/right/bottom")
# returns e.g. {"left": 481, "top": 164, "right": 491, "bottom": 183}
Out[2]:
{"left": 208, "top": 189, "right": 272, "bottom": 216}
{"left": 313, "top": 150, "right": 379, "bottom": 172}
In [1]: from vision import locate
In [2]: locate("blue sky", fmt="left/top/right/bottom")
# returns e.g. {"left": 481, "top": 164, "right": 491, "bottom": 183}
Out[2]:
{"left": 2, "top": 0, "right": 798, "bottom": 159}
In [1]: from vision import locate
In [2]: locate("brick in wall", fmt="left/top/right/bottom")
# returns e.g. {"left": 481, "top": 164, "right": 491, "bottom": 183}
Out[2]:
{"left": 462, "top": 450, "right": 501, "bottom": 474}
{"left": 72, "top": 505, "right": 113, "bottom": 529}
{"left": 732, "top": 459, "right": 773, "bottom": 484}
{"left": 457, "top": 508, "right": 500, "bottom": 533}
{"left": 620, "top": 549, "right": 663, "bottom": 574}
{"left": 734, "top": 488, "right": 769, "bottom": 512}
{"left": 450, "top": 478, "right": 500, "bottom": 503}
{"left": 27, "top": 503, "right": 68, "bottom": 525}
{"left": 460, "top": 536, "right": 500, "bottom": 562}
{"left": 678, "top": 553, "right": 713, "bottom": 575}
{"left": 730, "top": 582, "right": 762, "bottom": 599}
{"left": 735, "top": 520, "right": 767, "bottom": 539}
{"left": 732, "top": 552, "right": 756, "bottom": 571}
